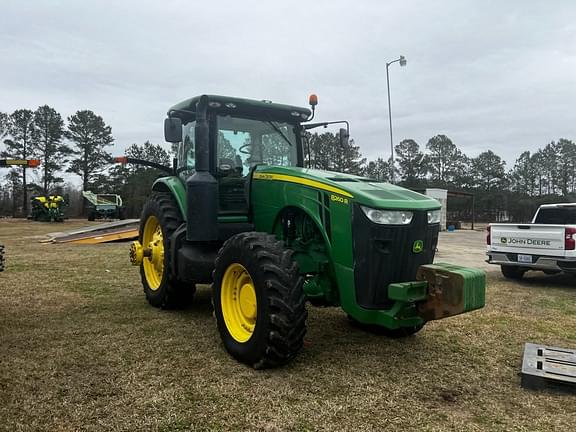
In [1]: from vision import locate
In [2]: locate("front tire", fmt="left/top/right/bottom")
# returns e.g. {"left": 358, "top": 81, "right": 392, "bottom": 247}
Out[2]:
{"left": 139, "top": 192, "right": 194, "bottom": 308}
{"left": 212, "top": 232, "right": 307, "bottom": 369}
{"left": 501, "top": 265, "right": 525, "bottom": 280}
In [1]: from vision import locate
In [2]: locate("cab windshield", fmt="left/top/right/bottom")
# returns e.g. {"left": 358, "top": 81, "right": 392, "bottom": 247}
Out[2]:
{"left": 216, "top": 116, "right": 299, "bottom": 175}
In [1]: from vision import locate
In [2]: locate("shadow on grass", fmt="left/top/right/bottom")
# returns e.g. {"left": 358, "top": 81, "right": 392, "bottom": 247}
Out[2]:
{"left": 178, "top": 285, "right": 214, "bottom": 318}
{"left": 502, "top": 271, "right": 576, "bottom": 291}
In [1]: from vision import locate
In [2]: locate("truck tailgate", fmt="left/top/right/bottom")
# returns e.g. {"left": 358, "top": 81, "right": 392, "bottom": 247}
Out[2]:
{"left": 490, "top": 224, "right": 566, "bottom": 257}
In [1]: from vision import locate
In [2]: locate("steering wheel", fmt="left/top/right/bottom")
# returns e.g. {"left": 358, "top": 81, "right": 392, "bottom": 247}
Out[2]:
{"left": 239, "top": 143, "right": 251, "bottom": 155}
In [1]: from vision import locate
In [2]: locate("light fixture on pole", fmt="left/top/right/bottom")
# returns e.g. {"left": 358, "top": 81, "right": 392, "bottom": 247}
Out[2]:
{"left": 386, "top": 55, "right": 407, "bottom": 183}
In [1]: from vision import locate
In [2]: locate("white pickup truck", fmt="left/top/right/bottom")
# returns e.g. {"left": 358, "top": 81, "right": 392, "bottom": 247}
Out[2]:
{"left": 486, "top": 203, "right": 576, "bottom": 279}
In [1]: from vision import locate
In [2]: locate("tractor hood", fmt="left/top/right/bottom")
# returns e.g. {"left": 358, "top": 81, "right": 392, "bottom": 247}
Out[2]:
{"left": 253, "top": 166, "right": 440, "bottom": 210}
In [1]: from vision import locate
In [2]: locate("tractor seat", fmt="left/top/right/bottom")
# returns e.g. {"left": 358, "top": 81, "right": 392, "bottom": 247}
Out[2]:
{"left": 218, "top": 158, "right": 243, "bottom": 177}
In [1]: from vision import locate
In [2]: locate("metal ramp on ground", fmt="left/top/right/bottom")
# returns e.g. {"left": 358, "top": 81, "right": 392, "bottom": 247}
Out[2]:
{"left": 42, "top": 219, "right": 139, "bottom": 244}
{"left": 521, "top": 342, "right": 576, "bottom": 392}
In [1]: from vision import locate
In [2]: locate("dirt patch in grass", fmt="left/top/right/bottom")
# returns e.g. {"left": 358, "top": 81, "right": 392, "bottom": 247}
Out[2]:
{"left": 1, "top": 219, "right": 575, "bottom": 431}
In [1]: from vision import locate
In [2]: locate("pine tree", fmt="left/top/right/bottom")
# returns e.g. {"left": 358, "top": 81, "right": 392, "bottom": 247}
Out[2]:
{"left": 305, "top": 131, "right": 365, "bottom": 174}
{"left": 65, "top": 110, "right": 114, "bottom": 192}
{"left": 425, "top": 134, "right": 468, "bottom": 185}
{"left": 1, "top": 109, "right": 36, "bottom": 215}
{"left": 33, "top": 105, "right": 71, "bottom": 194}
{"left": 103, "top": 141, "right": 171, "bottom": 217}
{"left": 470, "top": 150, "right": 507, "bottom": 191}
{"left": 556, "top": 139, "right": 576, "bottom": 195}
{"left": 511, "top": 151, "right": 536, "bottom": 196}
{"left": 395, "top": 139, "right": 425, "bottom": 186}
{"left": 305, "top": 132, "right": 334, "bottom": 170}
{"left": 364, "top": 158, "right": 390, "bottom": 182}
{"left": 0, "top": 112, "right": 7, "bottom": 139}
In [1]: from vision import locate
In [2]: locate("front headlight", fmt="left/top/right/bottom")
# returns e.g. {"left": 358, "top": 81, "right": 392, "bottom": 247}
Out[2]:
{"left": 427, "top": 209, "right": 441, "bottom": 224}
{"left": 361, "top": 206, "right": 413, "bottom": 225}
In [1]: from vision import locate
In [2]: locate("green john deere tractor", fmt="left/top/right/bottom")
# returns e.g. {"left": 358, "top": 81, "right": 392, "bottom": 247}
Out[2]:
{"left": 125, "top": 94, "right": 486, "bottom": 369}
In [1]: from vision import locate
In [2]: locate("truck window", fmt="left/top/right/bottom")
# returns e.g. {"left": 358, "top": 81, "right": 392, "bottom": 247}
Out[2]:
{"left": 534, "top": 207, "right": 576, "bottom": 224}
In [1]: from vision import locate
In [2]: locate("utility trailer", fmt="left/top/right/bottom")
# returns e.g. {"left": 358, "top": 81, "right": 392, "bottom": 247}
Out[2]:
{"left": 82, "top": 191, "right": 125, "bottom": 221}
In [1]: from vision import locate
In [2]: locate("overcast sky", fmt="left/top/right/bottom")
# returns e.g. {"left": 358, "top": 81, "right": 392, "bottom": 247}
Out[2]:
{"left": 1, "top": 0, "right": 575, "bottom": 174}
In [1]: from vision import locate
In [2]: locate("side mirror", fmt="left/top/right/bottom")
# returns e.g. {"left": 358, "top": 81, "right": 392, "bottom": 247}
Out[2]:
{"left": 164, "top": 117, "right": 182, "bottom": 143}
{"left": 339, "top": 128, "right": 349, "bottom": 147}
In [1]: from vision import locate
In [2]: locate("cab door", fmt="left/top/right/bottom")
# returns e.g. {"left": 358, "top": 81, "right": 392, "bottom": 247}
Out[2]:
{"left": 215, "top": 118, "right": 253, "bottom": 218}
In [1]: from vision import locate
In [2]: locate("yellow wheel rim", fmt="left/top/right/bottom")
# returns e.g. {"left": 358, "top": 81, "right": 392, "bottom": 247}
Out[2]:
{"left": 142, "top": 216, "right": 164, "bottom": 290}
{"left": 221, "top": 263, "right": 257, "bottom": 343}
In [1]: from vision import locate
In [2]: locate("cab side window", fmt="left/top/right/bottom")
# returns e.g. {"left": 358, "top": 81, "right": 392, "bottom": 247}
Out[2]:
{"left": 178, "top": 121, "right": 195, "bottom": 180}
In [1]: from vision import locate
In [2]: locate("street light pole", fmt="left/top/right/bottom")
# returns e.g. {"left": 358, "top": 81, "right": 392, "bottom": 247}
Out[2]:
{"left": 385, "top": 55, "right": 406, "bottom": 183}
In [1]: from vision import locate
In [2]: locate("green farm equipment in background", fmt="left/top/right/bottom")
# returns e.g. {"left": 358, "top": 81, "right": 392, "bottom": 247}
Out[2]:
{"left": 0, "top": 159, "right": 42, "bottom": 270}
{"left": 82, "top": 191, "right": 125, "bottom": 221}
{"left": 29, "top": 195, "right": 67, "bottom": 222}
{"left": 121, "top": 94, "right": 486, "bottom": 369}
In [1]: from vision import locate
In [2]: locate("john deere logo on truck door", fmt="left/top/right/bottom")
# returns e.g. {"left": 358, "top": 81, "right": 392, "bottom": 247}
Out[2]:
{"left": 413, "top": 240, "right": 424, "bottom": 253}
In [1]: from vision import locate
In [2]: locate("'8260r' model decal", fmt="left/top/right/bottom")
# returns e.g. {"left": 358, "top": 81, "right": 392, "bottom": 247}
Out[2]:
{"left": 330, "top": 194, "right": 349, "bottom": 205}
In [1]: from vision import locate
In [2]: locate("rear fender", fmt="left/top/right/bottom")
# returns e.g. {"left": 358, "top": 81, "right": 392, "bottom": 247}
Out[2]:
{"left": 152, "top": 176, "right": 187, "bottom": 220}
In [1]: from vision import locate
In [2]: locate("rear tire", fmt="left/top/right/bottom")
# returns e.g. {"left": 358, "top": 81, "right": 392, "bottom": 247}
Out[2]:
{"left": 139, "top": 192, "right": 195, "bottom": 309}
{"left": 87, "top": 211, "right": 95, "bottom": 221}
{"left": 501, "top": 265, "right": 525, "bottom": 280}
{"left": 212, "top": 232, "right": 307, "bottom": 369}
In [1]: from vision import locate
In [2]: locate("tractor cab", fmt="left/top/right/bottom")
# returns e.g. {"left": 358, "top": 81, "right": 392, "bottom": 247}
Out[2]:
{"left": 166, "top": 95, "right": 311, "bottom": 216}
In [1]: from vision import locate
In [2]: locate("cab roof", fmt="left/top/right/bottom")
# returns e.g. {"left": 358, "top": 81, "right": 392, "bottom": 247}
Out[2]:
{"left": 539, "top": 203, "right": 576, "bottom": 208}
{"left": 168, "top": 95, "right": 312, "bottom": 123}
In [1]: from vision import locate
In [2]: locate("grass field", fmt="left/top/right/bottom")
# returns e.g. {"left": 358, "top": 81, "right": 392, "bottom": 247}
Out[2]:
{"left": 1, "top": 219, "right": 575, "bottom": 431}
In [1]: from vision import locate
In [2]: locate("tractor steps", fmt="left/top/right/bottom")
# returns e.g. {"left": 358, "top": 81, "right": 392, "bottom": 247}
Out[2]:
{"left": 42, "top": 219, "right": 139, "bottom": 244}
{"left": 521, "top": 342, "right": 576, "bottom": 392}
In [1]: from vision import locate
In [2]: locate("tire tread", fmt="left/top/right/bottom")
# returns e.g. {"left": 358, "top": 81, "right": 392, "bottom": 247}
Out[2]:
{"left": 140, "top": 192, "right": 194, "bottom": 309}
{"left": 213, "top": 232, "right": 307, "bottom": 369}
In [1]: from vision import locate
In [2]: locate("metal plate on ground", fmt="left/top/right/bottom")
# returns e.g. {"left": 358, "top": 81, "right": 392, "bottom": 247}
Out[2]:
{"left": 521, "top": 343, "right": 576, "bottom": 392}
{"left": 42, "top": 219, "right": 140, "bottom": 244}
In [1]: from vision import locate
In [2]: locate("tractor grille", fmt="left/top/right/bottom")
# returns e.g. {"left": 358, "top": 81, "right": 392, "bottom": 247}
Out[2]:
{"left": 352, "top": 204, "right": 439, "bottom": 309}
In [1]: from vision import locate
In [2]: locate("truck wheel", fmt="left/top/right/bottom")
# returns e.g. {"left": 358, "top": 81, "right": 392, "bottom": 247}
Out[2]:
{"left": 139, "top": 192, "right": 194, "bottom": 308}
{"left": 347, "top": 315, "right": 424, "bottom": 338}
{"left": 212, "top": 232, "right": 307, "bottom": 369}
{"left": 87, "top": 211, "right": 95, "bottom": 221}
{"left": 501, "top": 265, "right": 525, "bottom": 280}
